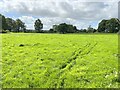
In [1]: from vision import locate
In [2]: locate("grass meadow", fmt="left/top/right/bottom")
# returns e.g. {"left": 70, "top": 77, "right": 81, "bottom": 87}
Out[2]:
{"left": 1, "top": 33, "right": 119, "bottom": 88}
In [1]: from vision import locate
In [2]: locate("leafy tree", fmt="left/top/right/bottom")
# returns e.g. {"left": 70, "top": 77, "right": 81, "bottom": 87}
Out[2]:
{"left": 98, "top": 20, "right": 108, "bottom": 32}
{"left": 53, "top": 25, "right": 58, "bottom": 33}
{"left": 67, "top": 24, "right": 75, "bottom": 33}
{"left": 52, "top": 23, "right": 77, "bottom": 34}
{"left": 57, "top": 23, "right": 68, "bottom": 34}
{"left": 49, "top": 28, "right": 54, "bottom": 33}
{"left": 83, "top": 29, "right": 87, "bottom": 33}
{"left": 73, "top": 26, "right": 77, "bottom": 31}
{"left": 34, "top": 19, "right": 43, "bottom": 32}
{"left": 79, "top": 29, "right": 85, "bottom": 33}
{"left": 106, "top": 18, "right": 120, "bottom": 33}
{"left": 0, "top": 14, "right": 7, "bottom": 31}
{"left": 0, "top": 14, "right": 26, "bottom": 33}
{"left": 98, "top": 18, "right": 120, "bottom": 33}
{"left": 15, "top": 19, "right": 26, "bottom": 32}
{"left": 6, "top": 18, "right": 16, "bottom": 32}
{"left": 12, "top": 21, "right": 17, "bottom": 32}
{"left": 21, "top": 22, "right": 26, "bottom": 32}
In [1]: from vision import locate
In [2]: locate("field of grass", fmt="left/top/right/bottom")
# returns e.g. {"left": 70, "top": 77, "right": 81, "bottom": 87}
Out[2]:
{"left": 1, "top": 33, "right": 119, "bottom": 88}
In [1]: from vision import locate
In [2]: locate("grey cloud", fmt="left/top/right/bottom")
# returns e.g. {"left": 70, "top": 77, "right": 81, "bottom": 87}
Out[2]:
{"left": 1, "top": 0, "right": 114, "bottom": 20}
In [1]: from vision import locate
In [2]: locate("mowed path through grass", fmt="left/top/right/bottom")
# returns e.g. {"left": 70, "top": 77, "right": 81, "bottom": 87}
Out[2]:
{"left": 1, "top": 33, "right": 118, "bottom": 88}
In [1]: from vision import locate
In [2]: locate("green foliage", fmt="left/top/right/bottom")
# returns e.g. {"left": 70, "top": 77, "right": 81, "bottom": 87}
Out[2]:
{"left": 34, "top": 19, "right": 43, "bottom": 33}
{"left": 0, "top": 14, "right": 26, "bottom": 32}
{"left": 52, "top": 23, "right": 77, "bottom": 34}
{"left": 1, "top": 33, "right": 118, "bottom": 88}
{"left": 15, "top": 19, "right": 26, "bottom": 32}
{"left": 5, "top": 18, "right": 16, "bottom": 32}
{"left": 98, "top": 18, "right": 120, "bottom": 33}
{"left": 0, "top": 14, "right": 7, "bottom": 30}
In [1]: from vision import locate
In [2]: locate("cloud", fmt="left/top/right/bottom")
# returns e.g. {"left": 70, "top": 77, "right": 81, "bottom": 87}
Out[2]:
{"left": 18, "top": 16, "right": 35, "bottom": 29}
{"left": 18, "top": 16, "right": 98, "bottom": 30}
{"left": 0, "top": 0, "right": 119, "bottom": 29}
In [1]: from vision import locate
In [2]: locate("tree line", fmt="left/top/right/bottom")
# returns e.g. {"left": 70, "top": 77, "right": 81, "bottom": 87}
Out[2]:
{"left": 0, "top": 14, "right": 120, "bottom": 33}
{"left": 0, "top": 14, "right": 26, "bottom": 33}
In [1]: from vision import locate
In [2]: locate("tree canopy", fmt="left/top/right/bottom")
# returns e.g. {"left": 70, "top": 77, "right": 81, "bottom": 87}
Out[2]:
{"left": 52, "top": 23, "right": 77, "bottom": 34}
{"left": 34, "top": 19, "right": 43, "bottom": 33}
{"left": 15, "top": 19, "right": 26, "bottom": 32}
{"left": 0, "top": 14, "right": 26, "bottom": 33}
{"left": 98, "top": 18, "right": 120, "bottom": 33}
{"left": 0, "top": 14, "right": 7, "bottom": 30}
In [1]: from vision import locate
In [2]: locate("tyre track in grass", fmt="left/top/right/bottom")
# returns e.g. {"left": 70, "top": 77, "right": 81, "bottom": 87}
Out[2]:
{"left": 59, "top": 43, "right": 90, "bottom": 70}
{"left": 60, "top": 42, "right": 98, "bottom": 70}
{"left": 58, "top": 42, "right": 98, "bottom": 88}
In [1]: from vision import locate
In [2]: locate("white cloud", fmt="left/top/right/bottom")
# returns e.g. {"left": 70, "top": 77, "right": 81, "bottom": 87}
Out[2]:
{"left": 0, "top": 0, "right": 119, "bottom": 29}
{"left": 18, "top": 16, "right": 99, "bottom": 30}
{"left": 18, "top": 16, "right": 35, "bottom": 29}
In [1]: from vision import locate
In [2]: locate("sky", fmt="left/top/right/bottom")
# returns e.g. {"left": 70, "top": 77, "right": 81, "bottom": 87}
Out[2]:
{"left": 0, "top": 0, "right": 119, "bottom": 30}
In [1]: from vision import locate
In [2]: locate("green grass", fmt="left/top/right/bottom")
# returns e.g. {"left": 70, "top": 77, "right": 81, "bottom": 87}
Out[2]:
{"left": 1, "top": 33, "right": 119, "bottom": 88}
